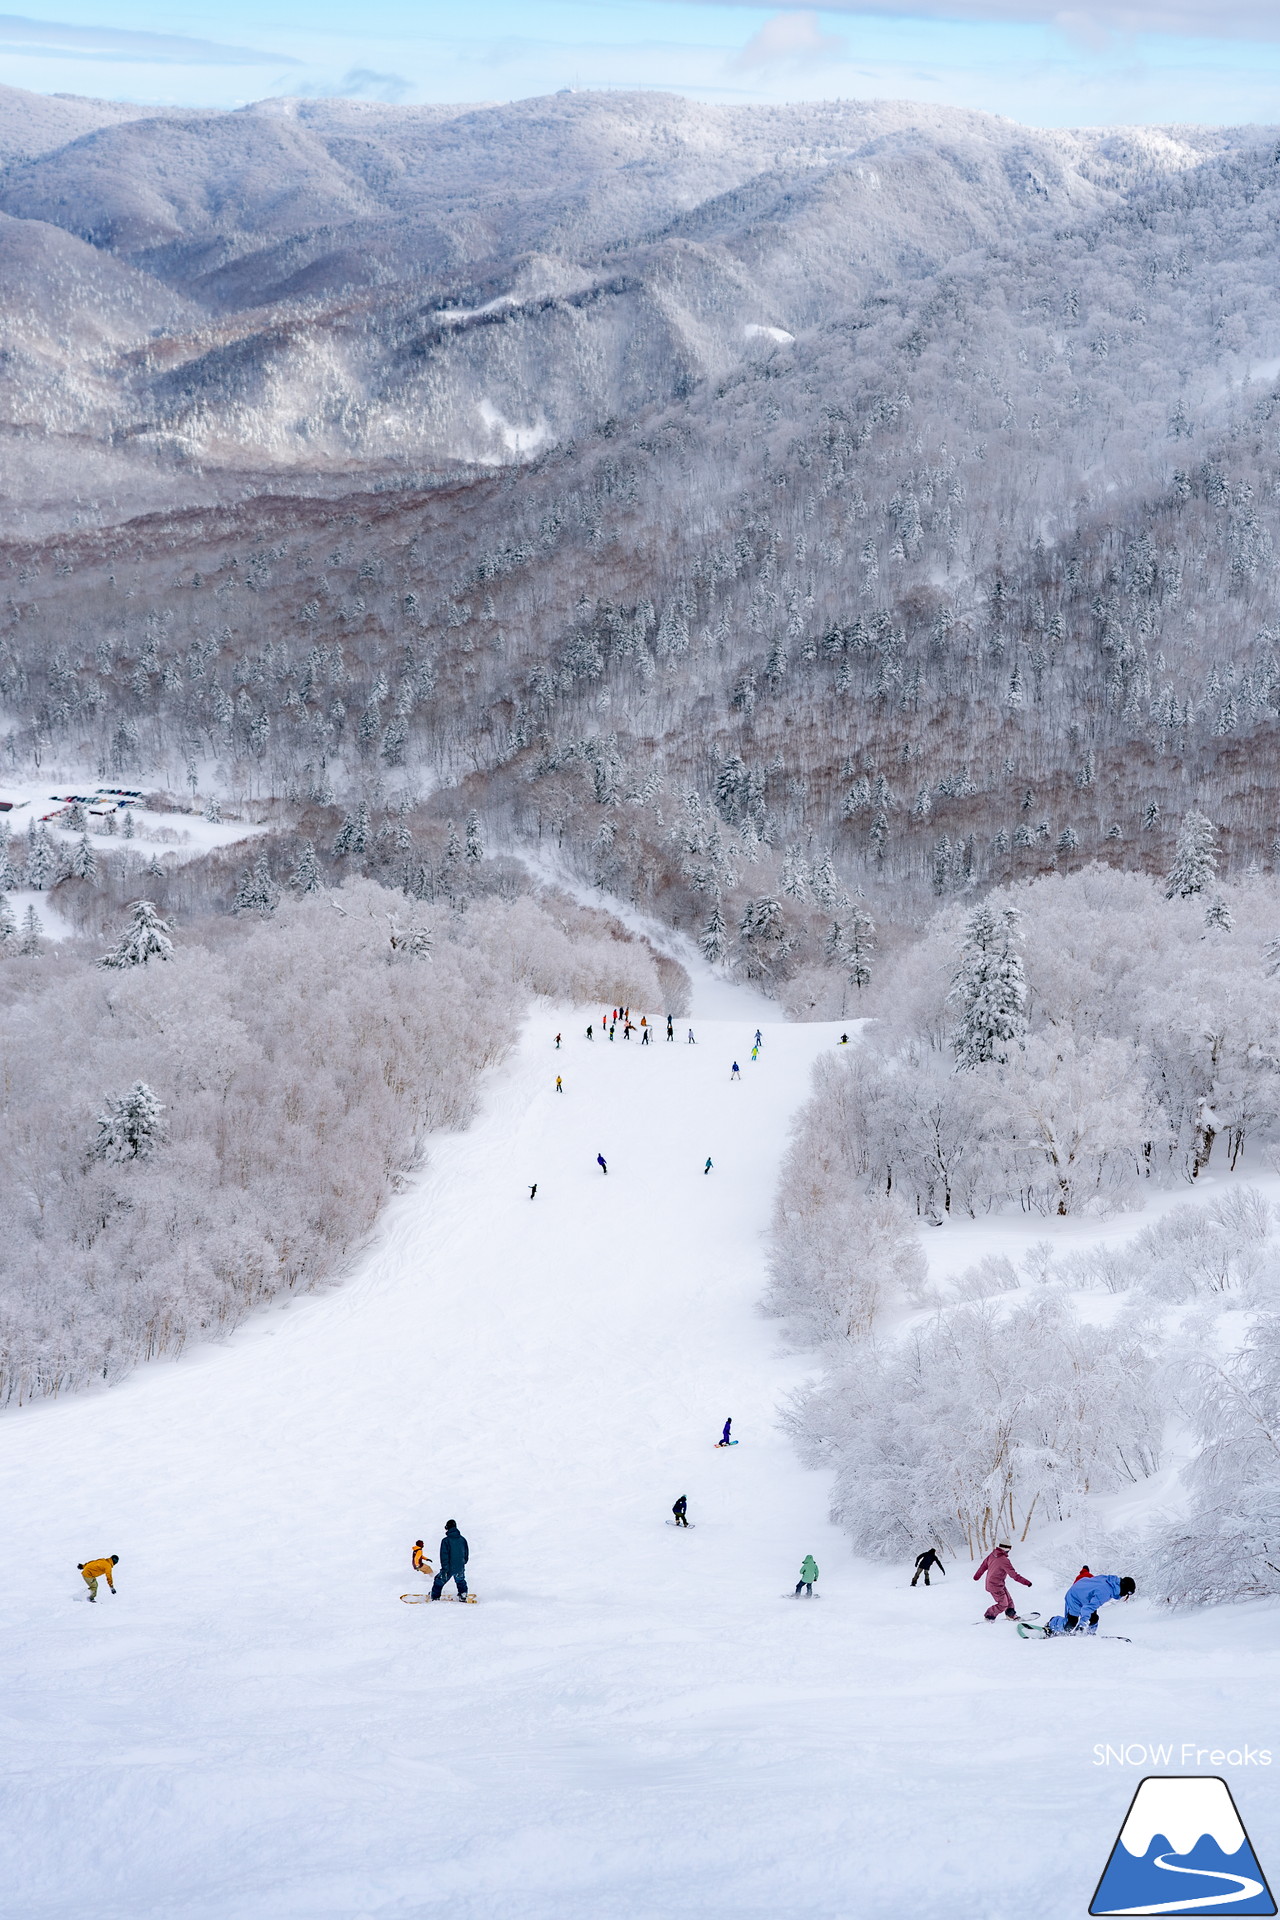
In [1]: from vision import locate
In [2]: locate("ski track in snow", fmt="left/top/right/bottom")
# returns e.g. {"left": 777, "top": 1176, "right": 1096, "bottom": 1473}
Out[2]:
{"left": 5, "top": 980, "right": 1280, "bottom": 1917}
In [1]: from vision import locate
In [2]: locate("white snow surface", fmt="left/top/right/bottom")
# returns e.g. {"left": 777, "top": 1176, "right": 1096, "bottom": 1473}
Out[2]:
{"left": 5, "top": 986, "right": 1280, "bottom": 1917}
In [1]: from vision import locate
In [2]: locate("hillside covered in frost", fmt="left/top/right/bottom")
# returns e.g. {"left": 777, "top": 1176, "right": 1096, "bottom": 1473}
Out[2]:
{"left": 2, "top": 85, "right": 1280, "bottom": 988}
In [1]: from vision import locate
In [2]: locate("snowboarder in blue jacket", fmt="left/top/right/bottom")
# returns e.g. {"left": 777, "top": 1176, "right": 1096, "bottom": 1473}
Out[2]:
{"left": 718, "top": 1418, "right": 732, "bottom": 1446}
{"left": 430, "top": 1521, "right": 469, "bottom": 1599}
{"left": 1045, "top": 1573, "right": 1135, "bottom": 1634}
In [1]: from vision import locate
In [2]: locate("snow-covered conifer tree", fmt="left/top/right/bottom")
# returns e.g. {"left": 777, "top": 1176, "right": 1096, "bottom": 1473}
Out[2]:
{"left": 70, "top": 833, "right": 97, "bottom": 881}
{"left": 93, "top": 1082, "right": 166, "bottom": 1162}
{"left": 204, "top": 796, "right": 222, "bottom": 824}
{"left": 19, "top": 903, "right": 42, "bottom": 955}
{"left": 465, "top": 810, "right": 484, "bottom": 864}
{"left": 100, "top": 899, "right": 174, "bottom": 969}
{"left": 290, "top": 842, "right": 322, "bottom": 895}
{"left": 1166, "top": 809, "right": 1219, "bottom": 898}
{"left": 65, "top": 802, "right": 86, "bottom": 831}
{"left": 233, "top": 852, "right": 280, "bottom": 915}
{"left": 844, "top": 907, "right": 876, "bottom": 992}
{"left": 700, "top": 902, "right": 728, "bottom": 964}
{"left": 0, "top": 827, "right": 15, "bottom": 892}
{"left": 1205, "top": 895, "right": 1233, "bottom": 932}
{"left": 24, "top": 824, "right": 55, "bottom": 890}
{"left": 0, "top": 892, "right": 15, "bottom": 948}
{"left": 949, "top": 903, "right": 1027, "bottom": 1068}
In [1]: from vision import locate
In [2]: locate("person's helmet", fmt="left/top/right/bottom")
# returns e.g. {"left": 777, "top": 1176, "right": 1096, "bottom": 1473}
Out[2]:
{"left": 414, "top": 1539, "right": 423, "bottom": 1549}
{"left": 1119, "top": 1576, "right": 1136, "bottom": 1598}
{"left": 111, "top": 1555, "right": 119, "bottom": 1565}
{"left": 445, "top": 1519, "right": 456, "bottom": 1530}
{"left": 996, "top": 1543, "right": 1011, "bottom": 1552}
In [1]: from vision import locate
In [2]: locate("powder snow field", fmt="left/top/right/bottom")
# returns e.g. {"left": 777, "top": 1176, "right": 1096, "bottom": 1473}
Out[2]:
{"left": 5, "top": 974, "right": 1280, "bottom": 1918}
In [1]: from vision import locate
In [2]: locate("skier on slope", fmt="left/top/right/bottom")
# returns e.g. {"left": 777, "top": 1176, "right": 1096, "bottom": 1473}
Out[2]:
{"left": 704, "top": 1157, "right": 713, "bottom": 1175}
{"left": 1044, "top": 1573, "right": 1136, "bottom": 1636}
{"left": 754, "top": 1029, "right": 763, "bottom": 1048}
{"left": 555, "top": 1075, "right": 563, "bottom": 1092}
{"left": 912, "top": 1548, "right": 945, "bottom": 1587}
{"left": 731, "top": 1061, "right": 741, "bottom": 1080}
{"left": 672, "top": 1496, "right": 689, "bottom": 1528}
{"left": 430, "top": 1520, "right": 469, "bottom": 1599}
{"left": 718, "top": 1418, "right": 732, "bottom": 1447}
{"left": 597, "top": 1153, "right": 608, "bottom": 1175}
{"left": 795, "top": 1555, "right": 819, "bottom": 1597}
{"left": 77, "top": 1554, "right": 119, "bottom": 1601}
{"left": 412, "top": 1540, "right": 434, "bottom": 1575}
{"left": 666, "top": 1016, "right": 674, "bottom": 1042}
{"left": 973, "top": 1543, "right": 1032, "bottom": 1620}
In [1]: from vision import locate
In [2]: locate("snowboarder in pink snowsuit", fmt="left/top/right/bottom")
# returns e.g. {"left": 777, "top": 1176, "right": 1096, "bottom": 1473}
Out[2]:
{"left": 973, "top": 1543, "right": 1032, "bottom": 1620}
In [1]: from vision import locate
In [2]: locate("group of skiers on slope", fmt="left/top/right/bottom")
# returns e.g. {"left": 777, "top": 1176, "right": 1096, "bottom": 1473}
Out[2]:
{"left": 411, "top": 1521, "right": 470, "bottom": 1599}
{"left": 674, "top": 1417, "right": 820, "bottom": 1597}
{"left": 535, "top": 1022, "right": 764, "bottom": 1190}
{"left": 968, "top": 1544, "right": 1136, "bottom": 1633}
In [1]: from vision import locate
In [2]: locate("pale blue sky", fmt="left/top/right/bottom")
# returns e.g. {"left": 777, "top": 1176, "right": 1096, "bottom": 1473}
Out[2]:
{"left": 2, "top": 0, "right": 1280, "bottom": 126}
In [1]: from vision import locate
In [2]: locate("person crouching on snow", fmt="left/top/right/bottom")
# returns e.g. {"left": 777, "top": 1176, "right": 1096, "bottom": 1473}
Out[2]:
{"left": 1045, "top": 1573, "right": 1135, "bottom": 1635}
{"left": 412, "top": 1540, "right": 433, "bottom": 1577}
{"left": 973, "top": 1543, "right": 1032, "bottom": 1620}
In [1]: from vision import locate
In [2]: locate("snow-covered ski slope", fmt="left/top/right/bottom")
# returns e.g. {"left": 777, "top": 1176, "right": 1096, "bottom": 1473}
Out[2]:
{"left": 5, "top": 976, "right": 1280, "bottom": 1918}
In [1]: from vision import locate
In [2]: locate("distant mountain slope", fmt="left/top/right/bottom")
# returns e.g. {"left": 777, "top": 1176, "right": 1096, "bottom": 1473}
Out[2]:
{"left": 3, "top": 85, "right": 1280, "bottom": 962}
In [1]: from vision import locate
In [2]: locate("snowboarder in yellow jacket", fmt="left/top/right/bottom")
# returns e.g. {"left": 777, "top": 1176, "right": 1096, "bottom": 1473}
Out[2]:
{"left": 78, "top": 1555, "right": 118, "bottom": 1601}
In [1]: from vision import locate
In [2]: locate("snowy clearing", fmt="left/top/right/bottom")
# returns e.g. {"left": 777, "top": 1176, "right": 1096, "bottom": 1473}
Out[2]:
{"left": 5, "top": 985, "right": 1280, "bottom": 1917}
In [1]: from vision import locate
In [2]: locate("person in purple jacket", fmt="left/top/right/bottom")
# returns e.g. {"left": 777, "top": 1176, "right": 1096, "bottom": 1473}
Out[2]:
{"left": 974, "top": 1542, "right": 1032, "bottom": 1620}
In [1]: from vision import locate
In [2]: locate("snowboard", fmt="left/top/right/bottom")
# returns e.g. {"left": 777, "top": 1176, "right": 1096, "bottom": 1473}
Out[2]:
{"left": 974, "top": 1611, "right": 1040, "bottom": 1625}
{"left": 713, "top": 1440, "right": 739, "bottom": 1448}
{"left": 400, "top": 1592, "right": 479, "bottom": 1604}
{"left": 1017, "top": 1621, "right": 1128, "bottom": 1641}
{"left": 665, "top": 1520, "right": 695, "bottom": 1528}
{"left": 783, "top": 1591, "right": 822, "bottom": 1599}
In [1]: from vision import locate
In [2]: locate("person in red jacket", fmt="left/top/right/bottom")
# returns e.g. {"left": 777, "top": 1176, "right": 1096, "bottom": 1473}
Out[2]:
{"left": 974, "top": 1543, "right": 1032, "bottom": 1620}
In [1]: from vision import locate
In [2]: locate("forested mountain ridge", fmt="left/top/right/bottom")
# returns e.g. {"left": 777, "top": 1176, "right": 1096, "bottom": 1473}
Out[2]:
{"left": 3, "top": 86, "right": 1280, "bottom": 1000}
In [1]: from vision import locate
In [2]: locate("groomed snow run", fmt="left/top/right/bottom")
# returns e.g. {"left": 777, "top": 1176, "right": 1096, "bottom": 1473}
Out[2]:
{"left": 5, "top": 979, "right": 1280, "bottom": 1917}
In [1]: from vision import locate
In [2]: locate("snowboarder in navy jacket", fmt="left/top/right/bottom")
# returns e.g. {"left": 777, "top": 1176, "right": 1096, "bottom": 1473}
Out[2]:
{"left": 1045, "top": 1573, "right": 1135, "bottom": 1634}
{"left": 431, "top": 1521, "right": 469, "bottom": 1598}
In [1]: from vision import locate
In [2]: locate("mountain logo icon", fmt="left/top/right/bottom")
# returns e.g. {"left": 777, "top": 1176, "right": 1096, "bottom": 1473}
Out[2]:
{"left": 1091, "top": 1776, "right": 1276, "bottom": 1915}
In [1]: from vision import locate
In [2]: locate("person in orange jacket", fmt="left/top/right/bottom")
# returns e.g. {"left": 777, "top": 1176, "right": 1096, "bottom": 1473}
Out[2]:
{"left": 412, "top": 1541, "right": 434, "bottom": 1576}
{"left": 78, "top": 1555, "right": 118, "bottom": 1601}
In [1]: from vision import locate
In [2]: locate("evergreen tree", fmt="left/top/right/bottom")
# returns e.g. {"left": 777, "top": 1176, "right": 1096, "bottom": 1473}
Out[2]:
{"left": 232, "top": 852, "right": 280, "bottom": 915}
{"left": 810, "top": 849, "right": 839, "bottom": 907}
{"left": 1204, "top": 895, "right": 1233, "bottom": 932}
{"left": 100, "top": 899, "right": 174, "bottom": 969}
{"left": 290, "top": 842, "right": 322, "bottom": 894}
{"left": 465, "top": 810, "right": 484, "bottom": 864}
{"left": 19, "top": 903, "right": 43, "bottom": 955}
{"left": 333, "top": 800, "right": 370, "bottom": 857}
{"left": 204, "top": 796, "right": 223, "bottom": 824}
{"left": 93, "top": 1081, "right": 166, "bottom": 1162}
{"left": 845, "top": 907, "right": 876, "bottom": 992}
{"left": 700, "top": 901, "right": 728, "bottom": 964}
{"left": 0, "top": 892, "right": 15, "bottom": 949}
{"left": 122, "top": 811, "right": 134, "bottom": 840}
{"left": 70, "top": 833, "right": 97, "bottom": 881}
{"left": 24, "top": 823, "right": 55, "bottom": 890}
{"left": 949, "top": 903, "right": 1027, "bottom": 1069}
{"left": 1142, "top": 800, "right": 1160, "bottom": 831}
{"left": 65, "top": 801, "right": 86, "bottom": 831}
{"left": 1166, "top": 809, "right": 1219, "bottom": 899}
{"left": 0, "top": 827, "right": 16, "bottom": 892}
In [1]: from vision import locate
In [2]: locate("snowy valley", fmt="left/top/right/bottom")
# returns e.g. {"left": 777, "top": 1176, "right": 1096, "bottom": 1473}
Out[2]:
{"left": 5, "top": 71, "right": 1280, "bottom": 1920}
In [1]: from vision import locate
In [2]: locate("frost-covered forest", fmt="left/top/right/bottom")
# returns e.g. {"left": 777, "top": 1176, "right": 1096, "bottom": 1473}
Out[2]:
{"left": 6, "top": 77, "right": 1280, "bottom": 1583}
{"left": 771, "top": 847, "right": 1280, "bottom": 1604}
{"left": 0, "top": 876, "right": 671, "bottom": 1402}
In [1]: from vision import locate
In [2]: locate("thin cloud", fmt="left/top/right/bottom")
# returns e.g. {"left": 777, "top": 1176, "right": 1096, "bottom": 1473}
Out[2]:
{"left": 0, "top": 12, "right": 299, "bottom": 66}
{"left": 296, "top": 67, "right": 415, "bottom": 101}
{"left": 731, "top": 11, "right": 850, "bottom": 73}
{"left": 682, "top": 1, "right": 1280, "bottom": 44}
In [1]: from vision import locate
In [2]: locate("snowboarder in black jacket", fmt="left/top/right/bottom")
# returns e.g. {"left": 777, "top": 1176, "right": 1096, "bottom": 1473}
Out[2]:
{"left": 672, "top": 1496, "right": 689, "bottom": 1528}
{"left": 430, "top": 1520, "right": 469, "bottom": 1598}
{"left": 912, "top": 1548, "right": 945, "bottom": 1587}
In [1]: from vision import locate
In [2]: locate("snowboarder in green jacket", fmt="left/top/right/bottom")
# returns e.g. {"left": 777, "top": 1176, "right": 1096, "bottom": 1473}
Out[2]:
{"left": 795, "top": 1555, "right": 818, "bottom": 1597}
